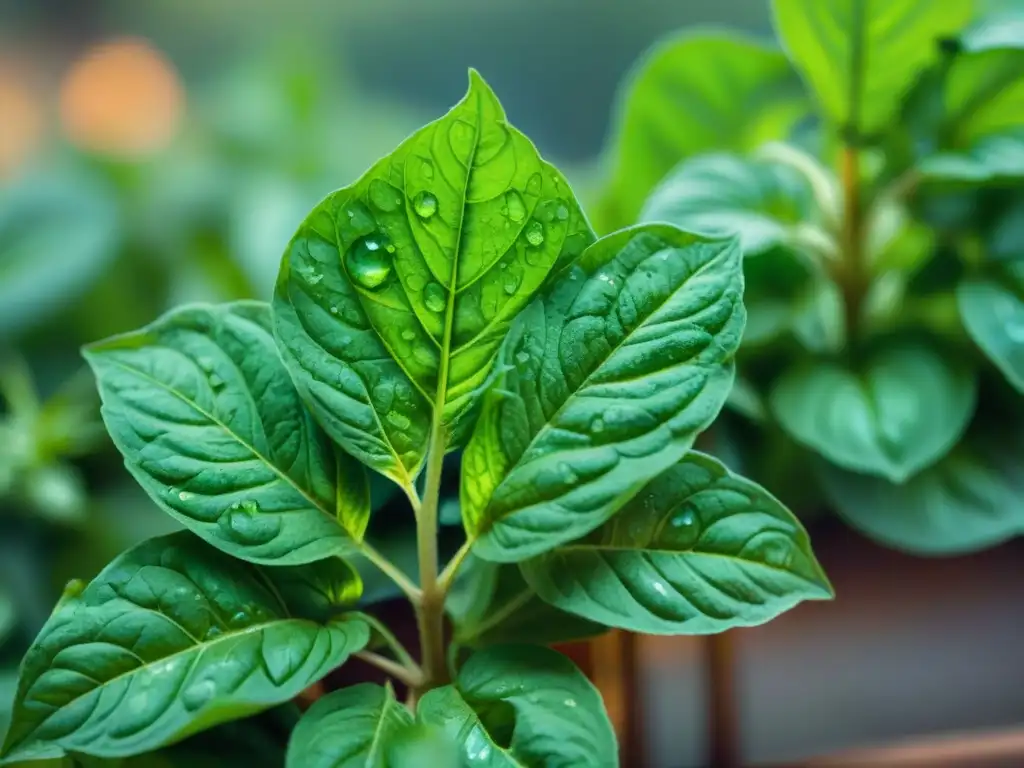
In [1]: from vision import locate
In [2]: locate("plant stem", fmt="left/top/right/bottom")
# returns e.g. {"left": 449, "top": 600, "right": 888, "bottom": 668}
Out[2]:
{"left": 438, "top": 539, "right": 473, "bottom": 591}
{"left": 355, "top": 651, "right": 423, "bottom": 688}
{"left": 358, "top": 542, "right": 421, "bottom": 604}
{"left": 415, "top": 419, "right": 449, "bottom": 693}
{"left": 839, "top": 144, "right": 866, "bottom": 338}
{"left": 359, "top": 612, "right": 421, "bottom": 674}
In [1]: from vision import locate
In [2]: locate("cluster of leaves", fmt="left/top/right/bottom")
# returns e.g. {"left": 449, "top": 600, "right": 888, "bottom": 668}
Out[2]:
{"left": 1, "top": 73, "right": 831, "bottom": 766}
{"left": 597, "top": 0, "right": 1024, "bottom": 555}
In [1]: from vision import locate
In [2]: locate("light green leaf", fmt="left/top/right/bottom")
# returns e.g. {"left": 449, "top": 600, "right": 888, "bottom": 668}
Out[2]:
{"left": 418, "top": 645, "right": 617, "bottom": 768}
{"left": 285, "top": 683, "right": 412, "bottom": 768}
{"left": 791, "top": 277, "right": 846, "bottom": 354}
{"left": 272, "top": 70, "right": 594, "bottom": 487}
{"left": 461, "top": 224, "right": 745, "bottom": 562}
{"left": 957, "top": 265, "right": 1024, "bottom": 392}
{"left": 1, "top": 533, "right": 369, "bottom": 763}
{"left": 597, "top": 32, "right": 808, "bottom": 231}
{"left": 84, "top": 301, "right": 370, "bottom": 566}
{"left": 918, "top": 130, "right": 1024, "bottom": 181}
{"left": 820, "top": 427, "right": 1024, "bottom": 554}
{"left": 0, "top": 173, "right": 120, "bottom": 340}
{"left": 641, "top": 153, "right": 811, "bottom": 257}
{"left": 520, "top": 452, "right": 831, "bottom": 634}
{"left": 772, "top": 0, "right": 973, "bottom": 135}
{"left": 770, "top": 342, "right": 976, "bottom": 481}
{"left": 449, "top": 557, "right": 606, "bottom": 648}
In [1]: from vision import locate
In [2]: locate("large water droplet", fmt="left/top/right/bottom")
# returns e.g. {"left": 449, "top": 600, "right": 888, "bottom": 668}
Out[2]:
{"left": 368, "top": 179, "right": 402, "bottom": 212}
{"left": 505, "top": 190, "right": 526, "bottom": 222}
{"left": 423, "top": 282, "right": 446, "bottom": 312}
{"left": 345, "top": 234, "right": 393, "bottom": 290}
{"left": 414, "top": 191, "right": 438, "bottom": 219}
{"left": 218, "top": 502, "right": 280, "bottom": 545}
{"left": 524, "top": 219, "right": 545, "bottom": 246}
{"left": 182, "top": 679, "right": 217, "bottom": 711}
{"left": 663, "top": 507, "right": 701, "bottom": 548}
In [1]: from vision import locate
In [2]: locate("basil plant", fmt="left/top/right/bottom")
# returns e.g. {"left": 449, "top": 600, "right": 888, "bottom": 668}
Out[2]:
{"left": 1, "top": 72, "right": 831, "bottom": 767}
{"left": 598, "top": 0, "right": 1024, "bottom": 555}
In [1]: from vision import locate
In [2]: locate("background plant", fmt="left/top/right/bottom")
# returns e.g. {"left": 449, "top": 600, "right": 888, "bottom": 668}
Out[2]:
{"left": 596, "top": 0, "right": 1024, "bottom": 555}
{"left": 0, "top": 72, "right": 831, "bottom": 766}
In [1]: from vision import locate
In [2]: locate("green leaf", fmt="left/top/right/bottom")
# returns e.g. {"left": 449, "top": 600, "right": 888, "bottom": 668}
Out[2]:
{"left": 84, "top": 301, "right": 370, "bottom": 566}
{"left": 597, "top": 32, "right": 808, "bottom": 231}
{"left": 770, "top": 342, "right": 977, "bottom": 481}
{"left": 772, "top": 0, "right": 973, "bottom": 135}
{"left": 520, "top": 452, "right": 831, "bottom": 634}
{"left": 1, "top": 533, "right": 369, "bottom": 763}
{"left": 449, "top": 557, "right": 606, "bottom": 648}
{"left": 918, "top": 130, "right": 1024, "bottom": 181}
{"left": 0, "top": 585, "right": 14, "bottom": 648}
{"left": 957, "top": 265, "right": 1024, "bottom": 392}
{"left": 640, "top": 153, "right": 811, "bottom": 256}
{"left": 418, "top": 645, "right": 617, "bottom": 768}
{"left": 285, "top": 683, "right": 412, "bottom": 768}
{"left": 461, "top": 224, "right": 745, "bottom": 562}
{"left": 0, "top": 173, "right": 120, "bottom": 340}
{"left": 820, "top": 426, "right": 1024, "bottom": 554}
{"left": 272, "top": 70, "right": 594, "bottom": 487}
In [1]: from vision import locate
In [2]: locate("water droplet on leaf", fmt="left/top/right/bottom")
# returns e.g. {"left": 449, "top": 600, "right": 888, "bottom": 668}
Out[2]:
{"left": 591, "top": 418, "right": 605, "bottom": 434}
{"left": 515, "top": 351, "right": 530, "bottom": 365}
{"left": 300, "top": 266, "right": 323, "bottom": 285}
{"left": 204, "top": 625, "right": 223, "bottom": 641}
{"left": 178, "top": 490, "right": 194, "bottom": 501}
{"left": 182, "top": 679, "right": 217, "bottom": 711}
{"left": 423, "top": 282, "right": 446, "bottom": 312}
{"left": 346, "top": 234, "right": 394, "bottom": 290}
{"left": 505, "top": 190, "right": 526, "bottom": 222}
{"left": 556, "top": 204, "right": 569, "bottom": 221}
{"left": 218, "top": 502, "right": 279, "bottom": 545}
{"left": 401, "top": 329, "right": 416, "bottom": 341}
{"left": 413, "top": 191, "right": 438, "bottom": 219}
{"left": 524, "top": 219, "right": 545, "bottom": 246}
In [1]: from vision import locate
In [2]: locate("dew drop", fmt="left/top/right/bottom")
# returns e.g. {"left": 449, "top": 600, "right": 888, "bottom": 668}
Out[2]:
{"left": 652, "top": 581, "right": 669, "bottom": 597}
{"left": 564, "top": 698, "right": 577, "bottom": 708}
{"left": 515, "top": 351, "right": 530, "bottom": 365}
{"left": 204, "top": 625, "right": 223, "bottom": 641}
{"left": 503, "top": 273, "right": 521, "bottom": 295}
{"left": 413, "top": 191, "right": 438, "bottom": 219}
{"left": 591, "top": 418, "right": 605, "bottom": 434}
{"left": 300, "top": 265, "right": 324, "bottom": 285}
{"left": 557, "top": 461, "right": 578, "bottom": 484}
{"left": 218, "top": 502, "right": 279, "bottom": 545}
{"left": 368, "top": 179, "right": 402, "bottom": 212}
{"left": 671, "top": 511, "right": 696, "bottom": 529}
{"left": 178, "top": 490, "right": 194, "bottom": 501}
{"left": 401, "top": 329, "right": 416, "bottom": 341}
{"left": 526, "top": 173, "right": 542, "bottom": 196}
{"left": 423, "top": 282, "right": 447, "bottom": 312}
{"left": 329, "top": 306, "right": 339, "bottom": 315}
{"left": 664, "top": 507, "right": 701, "bottom": 548}
{"left": 345, "top": 234, "right": 394, "bottom": 290}
{"left": 229, "top": 610, "right": 249, "bottom": 626}
{"left": 524, "top": 219, "right": 545, "bottom": 246}
{"left": 599, "top": 273, "right": 610, "bottom": 282}
{"left": 420, "top": 158, "right": 434, "bottom": 179}
{"left": 556, "top": 204, "right": 569, "bottom": 221}
{"left": 182, "top": 679, "right": 217, "bottom": 712}
{"left": 505, "top": 190, "right": 526, "bottom": 222}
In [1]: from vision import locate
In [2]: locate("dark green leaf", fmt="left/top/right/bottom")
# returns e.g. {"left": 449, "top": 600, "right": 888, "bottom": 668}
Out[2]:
{"left": 772, "top": 0, "right": 972, "bottom": 135}
{"left": 84, "top": 301, "right": 369, "bottom": 566}
{"left": 0, "top": 174, "right": 120, "bottom": 340}
{"left": 0, "top": 586, "right": 13, "bottom": 647}
{"left": 770, "top": 341, "right": 976, "bottom": 481}
{"left": 285, "top": 683, "right": 412, "bottom": 768}
{"left": 449, "top": 557, "right": 606, "bottom": 648}
{"left": 272, "top": 70, "right": 594, "bottom": 488}
{"left": 1, "top": 533, "right": 369, "bottom": 763}
{"left": 957, "top": 264, "right": 1024, "bottom": 392}
{"left": 520, "top": 452, "right": 831, "bottom": 634}
{"left": 641, "top": 153, "right": 811, "bottom": 257}
{"left": 820, "top": 426, "right": 1024, "bottom": 554}
{"left": 597, "top": 32, "right": 808, "bottom": 231}
{"left": 461, "top": 224, "right": 744, "bottom": 562}
{"left": 418, "top": 645, "right": 616, "bottom": 767}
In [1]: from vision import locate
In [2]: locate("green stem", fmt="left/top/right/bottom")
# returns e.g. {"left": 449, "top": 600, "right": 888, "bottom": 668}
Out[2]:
{"left": 438, "top": 539, "right": 473, "bottom": 592}
{"left": 358, "top": 542, "right": 421, "bottom": 604}
{"left": 355, "top": 651, "right": 422, "bottom": 688}
{"left": 415, "top": 419, "right": 449, "bottom": 693}
{"left": 359, "top": 612, "right": 421, "bottom": 674}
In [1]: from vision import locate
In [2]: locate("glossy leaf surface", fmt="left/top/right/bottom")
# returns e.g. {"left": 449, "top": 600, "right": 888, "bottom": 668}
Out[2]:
{"left": 772, "top": 0, "right": 972, "bottom": 135}
{"left": 520, "top": 452, "right": 831, "bottom": 634}
{"left": 770, "top": 343, "right": 976, "bottom": 481}
{"left": 85, "top": 301, "right": 370, "bottom": 566}
{"left": 418, "top": 645, "right": 616, "bottom": 767}
{"left": 273, "top": 71, "right": 594, "bottom": 487}
{"left": 958, "top": 266, "right": 1024, "bottom": 392}
{"left": 1, "top": 533, "right": 369, "bottom": 763}
{"left": 598, "top": 33, "right": 807, "bottom": 231}
{"left": 820, "top": 428, "right": 1024, "bottom": 554}
{"left": 285, "top": 684, "right": 412, "bottom": 768}
{"left": 641, "top": 153, "right": 810, "bottom": 256}
{"left": 461, "top": 224, "right": 745, "bottom": 562}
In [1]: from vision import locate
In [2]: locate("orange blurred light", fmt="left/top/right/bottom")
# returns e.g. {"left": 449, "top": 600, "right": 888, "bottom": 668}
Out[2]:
{"left": 58, "top": 37, "right": 184, "bottom": 158}
{"left": 0, "top": 62, "right": 43, "bottom": 178}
